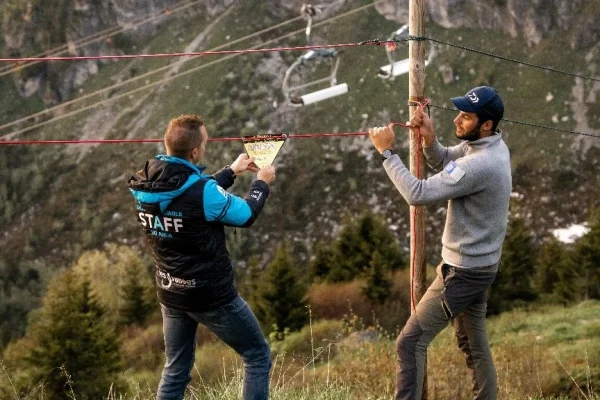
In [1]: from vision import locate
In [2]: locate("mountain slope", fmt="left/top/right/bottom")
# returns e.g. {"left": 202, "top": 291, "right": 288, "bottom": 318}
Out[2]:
{"left": 0, "top": 0, "right": 599, "bottom": 346}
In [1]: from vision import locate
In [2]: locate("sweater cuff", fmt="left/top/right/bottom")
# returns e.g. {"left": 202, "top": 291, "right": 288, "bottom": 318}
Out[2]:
{"left": 422, "top": 138, "right": 446, "bottom": 169}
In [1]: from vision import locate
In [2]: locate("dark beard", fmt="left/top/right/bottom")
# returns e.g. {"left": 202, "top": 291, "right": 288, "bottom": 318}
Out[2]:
{"left": 456, "top": 120, "right": 484, "bottom": 141}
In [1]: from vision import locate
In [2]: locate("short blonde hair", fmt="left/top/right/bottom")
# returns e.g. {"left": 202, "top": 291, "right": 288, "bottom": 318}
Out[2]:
{"left": 164, "top": 115, "right": 204, "bottom": 158}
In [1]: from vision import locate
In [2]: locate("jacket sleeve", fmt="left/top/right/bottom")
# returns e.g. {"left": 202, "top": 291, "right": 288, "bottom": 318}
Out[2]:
{"left": 382, "top": 154, "right": 476, "bottom": 206}
{"left": 422, "top": 138, "right": 468, "bottom": 172}
{"left": 203, "top": 179, "right": 270, "bottom": 227}
{"left": 212, "top": 166, "right": 236, "bottom": 190}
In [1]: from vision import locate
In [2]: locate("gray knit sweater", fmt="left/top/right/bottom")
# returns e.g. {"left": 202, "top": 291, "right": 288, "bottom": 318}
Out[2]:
{"left": 383, "top": 134, "right": 512, "bottom": 267}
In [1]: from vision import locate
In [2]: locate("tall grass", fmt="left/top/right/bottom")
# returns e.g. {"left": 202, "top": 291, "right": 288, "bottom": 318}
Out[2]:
{"left": 2, "top": 302, "right": 598, "bottom": 399}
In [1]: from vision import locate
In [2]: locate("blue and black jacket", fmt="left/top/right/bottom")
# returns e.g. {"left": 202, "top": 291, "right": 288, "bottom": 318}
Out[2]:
{"left": 128, "top": 155, "right": 269, "bottom": 311}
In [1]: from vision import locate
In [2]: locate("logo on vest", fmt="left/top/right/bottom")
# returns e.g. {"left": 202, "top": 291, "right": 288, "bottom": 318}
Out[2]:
{"left": 157, "top": 270, "right": 196, "bottom": 289}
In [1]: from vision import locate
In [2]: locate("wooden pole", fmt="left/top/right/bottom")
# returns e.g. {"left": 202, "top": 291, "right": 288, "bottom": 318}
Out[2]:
{"left": 408, "top": 0, "right": 427, "bottom": 397}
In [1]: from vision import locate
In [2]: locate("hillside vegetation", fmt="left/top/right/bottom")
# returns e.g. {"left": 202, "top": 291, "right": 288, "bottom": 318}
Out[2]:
{"left": 0, "top": 1, "right": 599, "bottom": 397}
{"left": 1, "top": 296, "right": 598, "bottom": 399}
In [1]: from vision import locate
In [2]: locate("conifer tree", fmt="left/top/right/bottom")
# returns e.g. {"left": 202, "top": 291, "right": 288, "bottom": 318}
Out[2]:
{"left": 535, "top": 237, "right": 578, "bottom": 304}
{"left": 554, "top": 254, "right": 581, "bottom": 304}
{"left": 27, "top": 270, "right": 122, "bottom": 399}
{"left": 362, "top": 251, "right": 392, "bottom": 304}
{"left": 572, "top": 210, "right": 600, "bottom": 300}
{"left": 310, "top": 210, "right": 406, "bottom": 282}
{"left": 488, "top": 214, "right": 537, "bottom": 314}
{"left": 238, "top": 255, "right": 264, "bottom": 316}
{"left": 72, "top": 244, "right": 154, "bottom": 327}
{"left": 308, "top": 243, "right": 336, "bottom": 281}
{"left": 535, "top": 237, "right": 565, "bottom": 295}
{"left": 255, "top": 244, "right": 307, "bottom": 337}
{"left": 119, "top": 263, "right": 154, "bottom": 326}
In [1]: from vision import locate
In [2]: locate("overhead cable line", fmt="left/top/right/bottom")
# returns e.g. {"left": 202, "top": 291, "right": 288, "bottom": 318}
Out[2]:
{"left": 421, "top": 36, "right": 600, "bottom": 83}
{"left": 0, "top": 0, "right": 203, "bottom": 74}
{"left": 2, "top": 34, "right": 598, "bottom": 85}
{"left": 0, "top": 26, "right": 120, "bottom": 74}
{"left": 427, "top": 103, "right": 600, "bottom": 139}
{"left": 5, "top": 1, "right": 593, "bottom": 140}
{"left": 0, "top": 0, "right": 205, "bottom": 78}
{"left": 0, "top": 0, "right": 386, "bottom": 140}
{"left": 0, "top": 132, "right": 367, "bottom": 145}
{"left": 0, "top": 39, "right": 385, "bottom": 63}
{"left": 2, "top": 108, "right": 599, "bottom": 145}
{"left": 0, "top": 9, "right": 305, "bottom": 134}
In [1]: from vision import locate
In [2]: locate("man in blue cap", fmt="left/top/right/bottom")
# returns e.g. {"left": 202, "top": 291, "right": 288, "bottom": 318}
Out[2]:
{"left": 369, "top": 86, "right": 511, "bottom": 400}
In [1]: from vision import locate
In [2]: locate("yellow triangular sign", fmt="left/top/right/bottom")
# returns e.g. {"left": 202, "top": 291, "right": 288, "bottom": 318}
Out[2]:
{"left": 243, "top": 134, "right": 287, "bottom": 169}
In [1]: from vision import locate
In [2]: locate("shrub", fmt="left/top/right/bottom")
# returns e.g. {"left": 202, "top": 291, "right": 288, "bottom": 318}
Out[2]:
{"left": 308, "top": 270, "right": 411, "bottom": 334}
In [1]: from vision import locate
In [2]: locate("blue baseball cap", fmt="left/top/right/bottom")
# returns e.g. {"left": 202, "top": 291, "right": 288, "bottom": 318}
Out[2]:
{"left": 451, "top": 86, "right": 504, "bottom": 120}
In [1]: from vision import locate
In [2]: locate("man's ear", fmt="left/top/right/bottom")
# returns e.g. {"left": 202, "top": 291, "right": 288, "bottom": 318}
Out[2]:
{"left": 481, "top": 120, "right": 493, "bottom": 132}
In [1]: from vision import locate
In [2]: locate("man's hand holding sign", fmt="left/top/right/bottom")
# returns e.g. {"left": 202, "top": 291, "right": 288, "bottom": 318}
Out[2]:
{"left": 242, "top": 133, "right": 286, "bottom": 184}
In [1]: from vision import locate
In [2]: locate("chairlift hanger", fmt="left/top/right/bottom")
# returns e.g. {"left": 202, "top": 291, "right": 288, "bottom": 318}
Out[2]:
{"left": 281, "top": 3, "right": 348, "bottom": 107}
{"left": 377, "top": 24, "right": 435, "bottom": 79}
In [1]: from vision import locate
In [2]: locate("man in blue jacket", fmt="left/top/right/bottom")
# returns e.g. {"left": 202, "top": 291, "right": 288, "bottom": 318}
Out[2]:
{"left": 128, "top": 114, "right": 275, "bottom": 400}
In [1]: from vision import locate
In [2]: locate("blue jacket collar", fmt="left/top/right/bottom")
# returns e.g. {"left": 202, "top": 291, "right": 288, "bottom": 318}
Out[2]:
{"left": 155, "top": 155, "right": 207, "bottom": 175}
{"left": 130, "top": 156, "right": 209, "bottom": 212}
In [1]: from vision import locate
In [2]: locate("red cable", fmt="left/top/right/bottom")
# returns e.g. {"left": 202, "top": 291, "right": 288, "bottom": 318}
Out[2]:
{"left": 2, "top": 105, "right": 430, "bottom": 313}
{"left": 0, "top": 132, "right": 370, "bottom": 145}
{"left": 388, "top": 101, "right": 429, "bottom": 312}
{"left": 386, "top": 120, "right": 418, "bottom": 311}
{"left": 396, "top": 100, "right": 429, "bottom": 313}
{"left": 0, "top": 42, "right": 390, "bottom": 63}
{"left": 1, "top": 109, "right": 430, "bottom": 314}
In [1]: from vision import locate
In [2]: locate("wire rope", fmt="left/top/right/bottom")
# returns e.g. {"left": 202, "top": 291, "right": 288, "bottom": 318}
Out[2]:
{"left": 0, "top": 0, "right": 386, "bottom": 139}
{"left": 0, "top": 0, "right": 205, "bottom": 77}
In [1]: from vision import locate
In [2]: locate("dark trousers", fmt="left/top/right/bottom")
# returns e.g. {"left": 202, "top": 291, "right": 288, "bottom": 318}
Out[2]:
{"left": 395, "top": 263, "right": 498, "bottom": 400}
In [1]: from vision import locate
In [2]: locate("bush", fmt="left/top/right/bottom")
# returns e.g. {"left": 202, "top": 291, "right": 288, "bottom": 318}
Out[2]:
{"left": 120, "top": 324, "right": 164, "bottom": 372}
{"left": 308, "top": 270, "right": 411, "bottom": 334}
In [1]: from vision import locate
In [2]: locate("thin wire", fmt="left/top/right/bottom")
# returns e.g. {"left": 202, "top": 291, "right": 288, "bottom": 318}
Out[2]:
{"left": 0, "top": 0, "right": 386, "bottom": 140}
{"left": 427, "top": 103, "right": 600, "bottom": 138}
{"left": 0, "top": 10, "right": 303, "bottom": 134}
{"left": 0, "top": 0, "right": 203, "bottom": 73}
{"left": 413, "top": 36, "right": 600, "bottom": 83}
{"left": 0, "top": 26, "right": 120, "bottom": 74}
{"left": 0, "top": 132, "right": 370, "bottom": 145}
{"left": 0, "top": 42, "right": 374, "bottom": 63}
{"left": 0, "top": 0, "right": 205, "bottom": 77}
{"left": 7, "top": 34, "right": 597, "bottom": 85}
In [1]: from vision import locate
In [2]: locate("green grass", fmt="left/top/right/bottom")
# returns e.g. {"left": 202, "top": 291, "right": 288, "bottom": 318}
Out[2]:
{"left": 125, "top": 301, "right": 600, "bottom": 399}
{"left": 1, "top": 302, "right": 599, "bottom": 399}
{"left": 1, "top": 1, "right": 600, "bottom": 390}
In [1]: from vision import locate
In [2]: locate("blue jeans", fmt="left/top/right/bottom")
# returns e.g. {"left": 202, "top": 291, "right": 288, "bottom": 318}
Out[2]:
{"left": 157, "top": 295, "right": 272, "bottom": 400}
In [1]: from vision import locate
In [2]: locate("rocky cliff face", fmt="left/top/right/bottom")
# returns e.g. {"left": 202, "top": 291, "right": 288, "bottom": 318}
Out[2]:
{"left": 375, "top": 0, "right": 600, "bottom": 49}
{"left": 0, "top": 0, "right": 198, "bottom": 102}
{"left": 1, "top": 0, "right": 598, "bottom": 103}
{"left": 262, "top": 0, "right": 599, "bottom": 49}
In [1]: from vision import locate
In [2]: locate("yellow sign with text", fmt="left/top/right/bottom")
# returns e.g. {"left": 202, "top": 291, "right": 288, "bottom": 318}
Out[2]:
{"left": 243, "top": 134, "right": 287, "bottom": 169}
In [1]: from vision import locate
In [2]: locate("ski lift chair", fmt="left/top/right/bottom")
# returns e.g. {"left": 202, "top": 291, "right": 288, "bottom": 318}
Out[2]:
{"left": 281, "top": 3, "right": 349, "bottom": 107}
{"left": 377, "top": 24, "right": 435, "bottom": 79}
